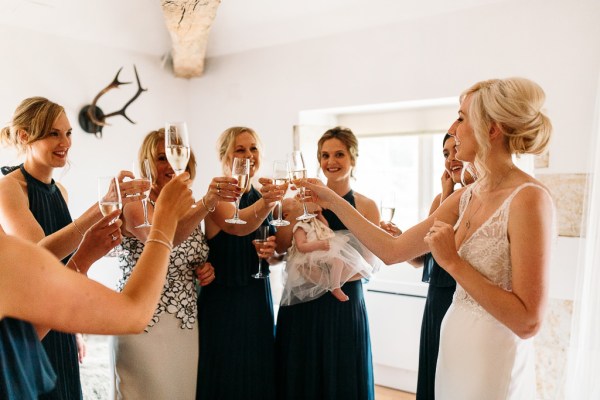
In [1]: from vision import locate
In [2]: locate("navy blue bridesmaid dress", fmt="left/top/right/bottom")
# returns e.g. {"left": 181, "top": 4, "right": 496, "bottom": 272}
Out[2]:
{"left": 2, "top": 165, "right": 82, "bottom": 400}
{"left": 0, "top": 318, "right": 56, "bottom": 399}
{"left": 196, "top": 186, "right": 276, "bottom": 400}
{"left": 416, "top": 253, "right": 456, "bottom": 400}
{"left": 275, "top": 190, "right": 375, "bottom": 400}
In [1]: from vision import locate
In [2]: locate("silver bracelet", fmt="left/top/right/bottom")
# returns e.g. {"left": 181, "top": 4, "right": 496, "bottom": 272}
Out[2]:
{"left": 73, "top": 219, "right": 85, "bottom": 237}
{"left": 201, "top": 197, "right": 216, "bottom": 213}
{"left": 151, "top": 228, "right": 172, "bottom": 244}
{"left": 146, "top": 238, "right": 173, "bottom": 252}
{"left": 70, "top": 258, "right": 81, "bottom": 273}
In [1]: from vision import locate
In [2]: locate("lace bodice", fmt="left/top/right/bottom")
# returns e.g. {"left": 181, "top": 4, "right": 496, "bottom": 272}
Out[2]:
{"left": 117, "top": 226, "right": 209, "bottom": 330}
{"left": 452, "top": 183, "right": 548, "bottom": 320}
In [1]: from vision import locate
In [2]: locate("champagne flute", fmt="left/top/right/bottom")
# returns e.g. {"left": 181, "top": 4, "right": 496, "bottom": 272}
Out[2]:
{"left": 269, "top": 160, "right": 290, "bottom": 227}
{"left": 165, "top": 121, "right": 191, "bottom": 176}
{"left": 133, "top": 159, "right": 152, "bottom": 228}
{"left": 165, "top": 121, "right": 197, "bottom": 207}
{"left": 380, "top": 192, "right": 396, "bottom": 223}
{"left": 97, "top": 176, "right": 123, "bottom": 257}
{"left": 252, "top": 225, "right": 270, "bottom": 279}
{"left": 288, "top": 150, "right": 316, "bottom": 221}
{"left": 225, "top": 157, "right": 250, "bottom": 224}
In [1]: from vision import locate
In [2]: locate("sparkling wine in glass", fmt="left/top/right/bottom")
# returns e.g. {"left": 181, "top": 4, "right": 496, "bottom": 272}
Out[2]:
{"left": 380, "top": 192, "right": 396, "bottom": 223}
{"left": 225, "top": 157, "right": 250, "bottom": 224}
{"left": 288, "top": 151, "right": 316, "bottom": 221}
{"left": 165, "top": 121, "right": 197, "bottom": 207}
{"left": 134, "top": 159, "right": 152, "bottom": 228}
{"left": 165, "top": 121, "right": 190, "bottom": 176}
{"left": 269, "top": 160, "right": 290, "bottom": 227}
{"left": 98, "top": 176, "right": 123, "bottom": 257}
{"left": 252, "top": 225, "right": 270, "bottom": 279}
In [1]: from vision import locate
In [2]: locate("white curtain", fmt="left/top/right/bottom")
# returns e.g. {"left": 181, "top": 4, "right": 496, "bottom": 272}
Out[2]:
{"left": 565, "top": 74, "right": 600, "bottom": 398}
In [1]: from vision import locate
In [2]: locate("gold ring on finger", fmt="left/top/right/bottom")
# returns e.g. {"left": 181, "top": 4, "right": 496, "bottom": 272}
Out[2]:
{"left": 216, "top": 182, "right": 221, "bottom": 190}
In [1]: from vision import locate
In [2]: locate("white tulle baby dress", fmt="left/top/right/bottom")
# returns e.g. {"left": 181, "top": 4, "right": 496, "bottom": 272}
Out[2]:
{"left": 281, "top": 216, "right": 379, "bottom": 306}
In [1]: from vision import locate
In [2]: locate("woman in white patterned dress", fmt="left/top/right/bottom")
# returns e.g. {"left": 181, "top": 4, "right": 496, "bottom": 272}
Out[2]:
{"left": 301, "top": 77, "right": 555, "bottom": 399}
{"left": 112, "top": 129, "right": 238, "bottom": 400}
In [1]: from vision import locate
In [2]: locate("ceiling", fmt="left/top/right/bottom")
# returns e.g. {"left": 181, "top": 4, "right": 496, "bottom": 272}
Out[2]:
{"left": 0, "top": 0, "right": 506, "bottom": 71}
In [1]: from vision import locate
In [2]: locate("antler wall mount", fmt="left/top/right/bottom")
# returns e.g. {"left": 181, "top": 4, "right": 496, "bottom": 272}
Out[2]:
{"left": 78, "top": 65, "right": 147, "bottom": 138}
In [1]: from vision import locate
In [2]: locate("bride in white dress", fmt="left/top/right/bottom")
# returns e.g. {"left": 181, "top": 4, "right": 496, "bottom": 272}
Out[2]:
{"left": 300, "top": 77, "right": 555, "bottom": 399}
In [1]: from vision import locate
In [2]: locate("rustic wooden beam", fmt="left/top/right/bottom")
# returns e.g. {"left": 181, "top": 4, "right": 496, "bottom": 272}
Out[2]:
{"left": 160, "top": 0, "right": 221, "bottom": 78}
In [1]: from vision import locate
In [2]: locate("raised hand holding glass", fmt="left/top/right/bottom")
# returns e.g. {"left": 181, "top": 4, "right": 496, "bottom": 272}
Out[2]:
{"left": 288, "top": 150, "right": 316, "bottom": 220}
{"left": 252, "top": 225, "right": 270, "bottom": 279}
{"left": 133, "top": 159, "right": 152, "bottom": 228}
{"left": 269, "top": 160, "right": 290, "bottom": 226}
{"left": 225, "top": 157, "right": 250, "bottom": 224}
{"left": 97, "top": 176, "right": 123, "bottom": 257}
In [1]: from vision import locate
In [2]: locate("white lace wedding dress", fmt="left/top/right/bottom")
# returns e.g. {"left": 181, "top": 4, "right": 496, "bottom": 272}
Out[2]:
{"left": 435, "top": 183, "right": 548, "bottom": 400}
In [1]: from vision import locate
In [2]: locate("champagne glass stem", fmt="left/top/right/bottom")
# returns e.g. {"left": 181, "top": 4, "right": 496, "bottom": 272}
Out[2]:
{"left": 142, "top": 199, "right": 149, "bottom": 225}
{"left": 276, "top": 200, "right": 283, "bottom": 222}
{"left": 257, "top": 255, "right": 263, "bottom": 276}
{"left": 233, "top": 198, "right": 241, "bottom": 220}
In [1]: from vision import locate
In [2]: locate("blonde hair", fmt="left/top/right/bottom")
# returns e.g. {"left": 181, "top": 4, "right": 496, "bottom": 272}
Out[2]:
{"left": 460, "top": 77, "right": 552, "bottom": 183}
{"left": 139, "top": 128, "right": 197, "bottom": 181}
{"left": 317, "top": 126, "right": 359, "bottom": 178}
{"left": 0, "top": 97, "right": 65, "bottom": 154}
{"left": 216, "top": 126, "right": 262, "bottom": 175}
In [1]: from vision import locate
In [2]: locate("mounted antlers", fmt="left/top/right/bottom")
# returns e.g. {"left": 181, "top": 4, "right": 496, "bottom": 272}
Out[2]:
{"left": 78, "top": 65, "right": 148, "bottom": 138}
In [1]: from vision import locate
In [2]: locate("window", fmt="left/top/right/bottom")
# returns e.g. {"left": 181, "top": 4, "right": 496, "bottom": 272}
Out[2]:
{"left": 354, "top": 132, "right": 446, "bottom": 227}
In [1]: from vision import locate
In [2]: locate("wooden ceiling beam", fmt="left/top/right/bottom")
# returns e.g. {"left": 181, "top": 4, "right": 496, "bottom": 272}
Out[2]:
{"left": 160, "top": 0, "right": 221, "bottom": 78}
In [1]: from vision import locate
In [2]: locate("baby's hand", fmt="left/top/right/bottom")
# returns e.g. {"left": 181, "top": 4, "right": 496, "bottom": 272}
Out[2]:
{"left": 320, "top": 240, "right": 330, "bottom": 251}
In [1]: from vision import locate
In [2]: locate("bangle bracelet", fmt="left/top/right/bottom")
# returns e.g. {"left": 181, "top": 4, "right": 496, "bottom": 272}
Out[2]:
{"left": 70, "top": 258, "right": 81, "bottom": 273}
{"left": 150, "top": 228, "right": 172, "bottom": 244}
{"left": 73, "top": 219, "right": 85, "bottom": 237}
{"left": 201, "top": 197, "right": 216, "bottom": 213}
{"left": 146, "top": 238, "right": 173, "bottom": 252}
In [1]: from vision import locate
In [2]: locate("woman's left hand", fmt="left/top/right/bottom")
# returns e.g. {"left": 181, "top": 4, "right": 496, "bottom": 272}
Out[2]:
{"left": 196, "top": 262, "right": 216, "bottom": 286}
{"left": 253, "top": 235, "right": 277, "bottom": 259}
{"left": 424, "top": 218, "right": 460, "bottom": 272}
{"left": 117, "top": 170, "right": 151, "bottom": 205}
{"left": 380, "top": 221, "right": 402, "bottom": 237}
{"left": 258, "top": 177, "right": 287, "bottom": 207}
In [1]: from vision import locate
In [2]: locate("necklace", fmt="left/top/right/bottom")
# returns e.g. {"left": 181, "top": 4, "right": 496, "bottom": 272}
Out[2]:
{"left": 464, "top": 164, "right": 514, "bottom": 230}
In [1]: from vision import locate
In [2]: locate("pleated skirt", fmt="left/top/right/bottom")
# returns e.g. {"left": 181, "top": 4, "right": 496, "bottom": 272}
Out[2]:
{"left": 39, "top": 331, "right": 82, "bottom": 400}
{"left": 196, "top": 279, "right": 275, "bottom": 400}
{"left": 275, "top": 279, "right": 374, "bottom": 400}
{"left": 416, "top": 284, "right": 455, "bottom": 400}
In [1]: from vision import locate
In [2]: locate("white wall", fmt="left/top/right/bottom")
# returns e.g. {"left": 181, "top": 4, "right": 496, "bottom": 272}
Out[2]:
{"left": 0, "top": 0, "right": 598, "bottom": 292}
{"left": 187, "top": 0, "right": 600, "bottom": 301}
{"left": 0, "top": 25, "right": 191, "bottom": 283}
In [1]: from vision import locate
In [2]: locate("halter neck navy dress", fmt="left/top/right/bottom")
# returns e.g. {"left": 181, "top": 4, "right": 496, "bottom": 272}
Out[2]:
{"left": 0, "top": 318, "right": 56, "bottom": 399}
{"left": 275, "top": 190, "right": 375, "bottom": 400}
{"left": 5, "top": 165, "right": 82, "bottom": 400}
{"left": 416, "top": 253, "right": 456, "bottom": 400}
{"left": 196, "top": 186, "right": 276, "bottom": 400}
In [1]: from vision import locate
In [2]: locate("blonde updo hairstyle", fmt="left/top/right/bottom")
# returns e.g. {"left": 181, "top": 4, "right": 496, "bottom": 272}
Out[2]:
{"left": 216, "top": 126, "right": 262, "bottom": 175}
{"left": 460, "top": 77, "right": 552, "bottom": 185}
{"left": 139, "top": 128, "right": 197, "bottom": 182}
{"left": 317, "top": 126, "right": 359, "bottom": 178}
{"left": 0, "top": 97, "right": 65, "bottom": 154}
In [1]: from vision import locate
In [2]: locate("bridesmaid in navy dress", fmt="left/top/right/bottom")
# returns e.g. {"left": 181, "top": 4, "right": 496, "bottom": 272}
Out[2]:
{"left": 275, "top": 126, "right": 381, "bottom": 400}
{"left": 196, "top": 126, "right": 285, "bottom": 400}
{"left": 0, "top": 97, "right": 147, "bottom": 400}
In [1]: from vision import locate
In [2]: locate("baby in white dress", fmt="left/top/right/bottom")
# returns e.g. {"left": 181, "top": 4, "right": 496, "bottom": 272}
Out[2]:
{"left": 282, "top": 207, "right": 375, "bottom": 305}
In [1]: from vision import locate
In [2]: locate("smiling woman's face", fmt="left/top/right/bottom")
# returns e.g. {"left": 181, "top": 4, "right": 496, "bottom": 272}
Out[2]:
{"left": 227, "top": 132, "right": 260, "bottom": 178}
{"left": 319, "top": 138, "right": 353, "bottom": 184}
